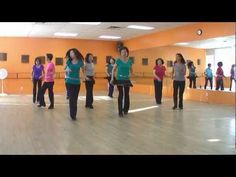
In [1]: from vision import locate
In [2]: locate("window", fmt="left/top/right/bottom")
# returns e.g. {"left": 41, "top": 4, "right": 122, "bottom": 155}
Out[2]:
{"left": 21, "top": 55, "right": 29, "bottom": 63}
{"left": 129, "top": 57, "right": 135, "bottom": 64}
{"left": 206, "top": 47, "right": 235, "bottom": 77}
{"left": 93, "top": 56, "right": 97, "bottom": 64}
{"left": 55, "top": 57, "right": 63, "bottom": 65}
{"left": 167, "top": 60, "right": 173, "bottom": 67}
{"left": 0, "top": 53, "right": 7, "bottom": 61}
{"left": 142, "top": 58, "right": 148, "bottom": 65}
{"left": 38, "top": 56, "right": 46, "bottom": 64}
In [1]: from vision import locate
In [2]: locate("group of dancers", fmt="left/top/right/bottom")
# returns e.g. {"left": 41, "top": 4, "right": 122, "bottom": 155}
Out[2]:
{"left": 31, "top": 46, "right": 236, "bottom": 120}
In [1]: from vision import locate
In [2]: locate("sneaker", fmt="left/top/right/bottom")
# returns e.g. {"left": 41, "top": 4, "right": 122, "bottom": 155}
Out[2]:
{"left": 48, "top": 105, "right": 54, "bottom": 109}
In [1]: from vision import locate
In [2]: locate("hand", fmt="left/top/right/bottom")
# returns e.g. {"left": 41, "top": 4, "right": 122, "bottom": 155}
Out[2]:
{"left": 85, "top": 76, "right": 90, "bottom": 81}
{"left": 110, "top": 79, "right": 114, "bottom": 85}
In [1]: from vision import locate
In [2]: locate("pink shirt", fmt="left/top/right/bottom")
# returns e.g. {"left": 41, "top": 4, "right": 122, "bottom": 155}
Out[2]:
{"left": 45, "top": 62, "right": 55, "bottom": 82}
{"left": 153, "top": 65, "right": 166, "bottom": 81}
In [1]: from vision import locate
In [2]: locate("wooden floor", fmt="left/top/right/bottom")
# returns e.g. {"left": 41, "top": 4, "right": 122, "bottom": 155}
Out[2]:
{"left": 0, "top": 91, "right": 235, "bottom": 154}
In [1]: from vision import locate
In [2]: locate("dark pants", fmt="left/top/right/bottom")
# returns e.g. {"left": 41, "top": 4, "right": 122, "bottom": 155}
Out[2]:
{"left": 204, "top": 77, "right": 213, "bottom": 90}
{"left": 39, "top": 82, "right": 54, "bottom": 107}
{"left": 173, "top": 80, "right": 185, "bottom": 108}
{"left": 85, "top": 77, "right": 94, "bottom": 107}
{"left": 33, "top": 78, "right": 42, "bottom": 103}
{"left": 117, "top": 86, "right": 130, "bottom": 114}
{"left": 189, "top": 76, "right": 196, "bottom": 88}
{"left": 107, "top": 76, "right": 114, "bottom": 97}
{"left": 154, "top": 80, "right": 163, "bottom": 104}
{"left": 65, "top": 81, "right": 69, "bottom": 98}
{"left": 229, "top": 77, "right": 235, "bottom": 91}
{"left": 216, "top": 79, "right": 224, "bottom": 90}
{"left": 67, "top": 83, "right": 80, "bottom": 119}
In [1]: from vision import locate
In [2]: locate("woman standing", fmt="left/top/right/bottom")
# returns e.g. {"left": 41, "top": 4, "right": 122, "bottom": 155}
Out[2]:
{"left": 153, "top": 58, "right": 166, "bottom": 104}
{"left": 171, "top": 53, "right": 186, "bottom": 110}
{"left": 38, "top": 53, "right": 55, "bottom": 109}
{"left": 65, "top": 48, "right": 86, "bottom": 120}
{"left": 32, "top": 57, "right": 44, "bottom": 104}
{"left": 204, "top": 63, "right": 213, "bottom": 90}
{"left": 187, "top": 61, "right": 197, "bottom": 88}
{"left": 105, "top": 58, "right": 115, "bottom": 98}
{"left": 110, "top": 46, "right": 133, "bottom": 117}
{"left": 84, "top": 53, "right": 95, "bottom": 109}
{"left": 215, "top": 61, "right": 225, "bottom": 91}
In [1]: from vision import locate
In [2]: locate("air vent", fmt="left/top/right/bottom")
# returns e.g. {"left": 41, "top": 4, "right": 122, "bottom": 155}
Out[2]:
{"left": 107, "top": 26, "right": 122, "bottom": 29}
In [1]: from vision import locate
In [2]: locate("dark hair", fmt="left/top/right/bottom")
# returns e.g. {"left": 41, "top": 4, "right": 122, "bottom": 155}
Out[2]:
{"left": 67, "top": 48, "right": 84, "bottom": 62}
{"left": 34, "top": 57, "right": 42, "bottom": 65}
{"left": 119, "top": 46, "right": 129, "bottom": 57}
{"left": 208, "top": 63, "right": 211, "bottom": 67}
{"left": 217, "top": 61, "right": 223, "bottom": 67}
{"left": 187, "top": 61, "right": 193, "bottom": 69}
{"left": 231, "top": 64, "right": 236, "bottom": 68}
{"left": 176, "top": 53, "right": 186, "bottom": 64}
{"left": 46, "top": 53, "right": 53, "bottom": 61}
{"left": 85, "top": 53, "right": 93, "bottom": 63}
{"left": 156, "top": 58, "right": 164, "bottom": 65}
{"left": 109, "top": 57, "right": 116, "bottom": 64}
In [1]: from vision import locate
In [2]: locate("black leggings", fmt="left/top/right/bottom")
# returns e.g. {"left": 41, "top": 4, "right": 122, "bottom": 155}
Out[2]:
{"left": 189, "top": 76, "right": 196, "bottom": 88}
{"left": 154, "top": 80, "right": 163, "bottom": 104}
{"left": 85, "top": 79, "right": 94, "bottom": 107}
{"left": 173, "top": 80, "right": 185, "bottom": 108}
{"left": 229, "top": 77, "right": 236, "bottom": 91}
{"left": 39, "top": 82, "right": 54, "bottom": 107}
{"left": 67, "top": 83, "right": 80, "bottom": 119}
{"left": 33, "top": 78, "right": 42, "bottom": 103}
{"left": 117, "top": 86, "right": 130, "bottom": 114}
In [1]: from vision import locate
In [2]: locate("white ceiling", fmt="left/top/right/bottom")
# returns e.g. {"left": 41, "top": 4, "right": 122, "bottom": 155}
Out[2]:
{"left": 174, "top": 35, "right": 236, "bottom": 49}
{"left": 0, "top": 22, "right": 192, "bottom": 41}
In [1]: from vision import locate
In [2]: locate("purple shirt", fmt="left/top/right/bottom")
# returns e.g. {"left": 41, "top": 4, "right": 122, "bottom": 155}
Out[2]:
{"left": 33, "top": 65, "right": 44, "bottom": 79}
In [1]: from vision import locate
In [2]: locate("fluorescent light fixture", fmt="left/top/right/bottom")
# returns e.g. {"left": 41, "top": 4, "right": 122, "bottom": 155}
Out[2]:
{"left": 127, "top": 25, "right": 154, "bottom": 30}
{"left": 54, "top": 32, "right": 78, "bottom": 37}
{"left": 207, "top": 139, "right": 221, "bottom": 142}
{"left": 69, "top": 22, "right": 101, "bottom": 25}
{"left": 175, "top": 42, "right": 189, "bottom": 45}
{"left": 128, "top": 106, "right": 158, "bottom": 113}
{"left": 99, "top": 35, "right": 121, "bottom": 39}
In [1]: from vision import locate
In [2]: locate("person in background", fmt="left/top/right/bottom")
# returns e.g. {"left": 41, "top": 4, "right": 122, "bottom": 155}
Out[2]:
{"left": 229, "top": 64, "right": 236, "bottom": 91}
{"left": 65, "top": 48, "right": 86, "bottom": 120}
{"left": 110, "top": 46, "right": 134, "bottom": 117}
{"left": 84, "top": 53, "right": 95, "bottom": 109}
{"left": 171, "top": 53, "right": 186, "bottom": 110}
{"left": 153, "top": 58, "right": 166, "bottom": 104}
{"left": 32, "top": 57, "right": 44, "bottom": 104}
{"left": 204, "top": 63, "right": 213, "bottom": 90}
{"left": 187, "top": 61, "right": 197, "bottom": 88}
{"left": 38, "top": 53, "right": 55, "bottom": 109}
{"left": 215, "top": 61, "right": 225, "bottom": 91}
{"left": 105, "top": 57, "right": 116, "bottom": 98}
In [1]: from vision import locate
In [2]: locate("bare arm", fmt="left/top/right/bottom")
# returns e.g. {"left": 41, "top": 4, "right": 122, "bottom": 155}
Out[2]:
{"left": 110, "top": 64, "right": 117, "bottom": 84}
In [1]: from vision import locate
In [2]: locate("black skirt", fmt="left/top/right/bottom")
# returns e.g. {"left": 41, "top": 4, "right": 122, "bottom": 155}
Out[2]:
{"left": 113, "top": 79, "right": 133, "bottom": 87}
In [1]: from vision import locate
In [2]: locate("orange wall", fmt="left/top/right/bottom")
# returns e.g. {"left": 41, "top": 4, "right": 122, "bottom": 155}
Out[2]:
{"left": 0, "top": 37, "right": 118, "bottom": 73}
{"left": 124, "top": 22, "right": 236, "bottom": 51}
{"left": 130, "top": 45, "right": 206, "bottom": 74}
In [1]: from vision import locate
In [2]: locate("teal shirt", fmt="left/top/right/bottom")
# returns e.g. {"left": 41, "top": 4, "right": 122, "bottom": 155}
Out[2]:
{"left": 107, "top": 64, "right": 114, "bottom": 75}
{"left": 116, "top": 58, "right": 132, "bottom": 80}
{"left": 65, "top": 59, "right": 84, "bottom": 85}
{"left": 205, "top": 68, "right": 213, "bottom": 78}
